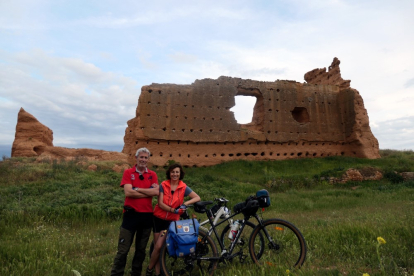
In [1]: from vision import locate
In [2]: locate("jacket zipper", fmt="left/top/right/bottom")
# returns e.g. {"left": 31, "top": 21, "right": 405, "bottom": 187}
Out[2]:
{"left": 165, "top": 182, "right": 182, "bottom": 220}
{"left": 166, "top": 182, "right": 175, "bottom": 220}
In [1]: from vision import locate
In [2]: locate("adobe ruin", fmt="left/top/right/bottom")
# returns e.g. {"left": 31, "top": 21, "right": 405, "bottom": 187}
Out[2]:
{"left": 122, "top": 58, "right": 380, "bottom": 166}
{"left": 12, "top": 108, "right": 128, "bottom": 163}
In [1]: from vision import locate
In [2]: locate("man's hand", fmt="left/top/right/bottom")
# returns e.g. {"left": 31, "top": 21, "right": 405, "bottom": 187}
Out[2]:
{"left": 150, "top": 183, "right": 159, "bottom": 189}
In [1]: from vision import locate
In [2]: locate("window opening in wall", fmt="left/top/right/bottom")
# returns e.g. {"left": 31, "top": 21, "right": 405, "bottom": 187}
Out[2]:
{"left": 231, "top": 92, "right": 263, "bottom": 131}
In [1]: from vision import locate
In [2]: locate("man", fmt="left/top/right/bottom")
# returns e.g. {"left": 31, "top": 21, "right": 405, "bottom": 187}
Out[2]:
{"left": 111, "top": 147, "right": 159, "bottom": 276}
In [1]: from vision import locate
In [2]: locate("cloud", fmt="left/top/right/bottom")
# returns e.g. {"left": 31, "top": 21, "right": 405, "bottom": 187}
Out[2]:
{"left": 168, "top": 52, "right": 198, "bottom": 64}
{"left": 405, "top": 78, "right": 414, "bottom": 88}
{"left": 371, "top": 116, "right": 414, "bottom": 150}
{"left": 0, "top": 49, "right": 140, "bottom": 148}
{"left": 0, "top": 0, "right": 413, "bottom": 152}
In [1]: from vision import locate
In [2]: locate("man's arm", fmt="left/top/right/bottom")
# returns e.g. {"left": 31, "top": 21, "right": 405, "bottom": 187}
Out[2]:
{"left": 136, "top": 183, "right": 159, "bottom": 196}
{"left": 123, "top": 184, "right": 159, "bottom": 198}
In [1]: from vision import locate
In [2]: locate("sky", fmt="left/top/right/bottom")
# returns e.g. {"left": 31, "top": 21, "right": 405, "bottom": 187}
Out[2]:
{"left": 1, "top": 0, "right": 414, "bottom": 158}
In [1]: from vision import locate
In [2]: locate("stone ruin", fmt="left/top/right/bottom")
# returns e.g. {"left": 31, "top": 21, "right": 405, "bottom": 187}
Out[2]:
{"left": 11, "top": 108, "right": 128, "bottom": 163}
{"left": 123, "top": 58, "right": 380, "bottom": 166}
{"left": 12, "top": 58, "right": 380, "bottom": 167}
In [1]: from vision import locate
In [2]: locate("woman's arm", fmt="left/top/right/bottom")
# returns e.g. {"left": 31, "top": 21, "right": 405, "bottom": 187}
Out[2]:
{"left": 157, "top": 192, "right": 176, "bottom": 213}
{"left": 183, "top": 191, "right": 201, "bottom": 206}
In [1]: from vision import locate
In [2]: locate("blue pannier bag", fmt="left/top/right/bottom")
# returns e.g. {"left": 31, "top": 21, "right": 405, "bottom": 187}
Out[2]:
{"left": 166, "top": 218, "right": 200, "bottom": 257}
{"left": 256, "top": 189, "right": 271, "bottom": 208}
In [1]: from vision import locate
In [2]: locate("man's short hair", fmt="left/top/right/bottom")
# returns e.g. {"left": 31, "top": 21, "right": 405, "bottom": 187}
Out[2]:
{"left": 135, "top": 147, "right": 151, "bottom": 157}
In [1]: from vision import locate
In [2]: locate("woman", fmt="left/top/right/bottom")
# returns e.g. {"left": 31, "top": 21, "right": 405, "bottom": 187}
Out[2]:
{"left": 146, "top": 163, "right": 200, "bottom": 276}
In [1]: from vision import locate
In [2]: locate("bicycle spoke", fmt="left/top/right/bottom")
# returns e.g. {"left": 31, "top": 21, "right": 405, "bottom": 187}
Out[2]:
{"left": 249, "top": 219, "right": 306, "bottom": 269}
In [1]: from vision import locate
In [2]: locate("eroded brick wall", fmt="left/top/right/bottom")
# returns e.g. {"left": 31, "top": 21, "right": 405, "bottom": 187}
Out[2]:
{"left": 123, "top": 59, "right": 380, "bottom": 166}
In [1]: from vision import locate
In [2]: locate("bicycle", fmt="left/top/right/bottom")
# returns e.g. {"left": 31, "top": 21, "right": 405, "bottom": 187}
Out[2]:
{"left": 159, "top": 191, "right": 307, "bottom": 276}
{"left": 195, "top": 197, "right": 264, "bottom": 264}
{"left": 149, "top": 197, "right": 263, "bottom": 265}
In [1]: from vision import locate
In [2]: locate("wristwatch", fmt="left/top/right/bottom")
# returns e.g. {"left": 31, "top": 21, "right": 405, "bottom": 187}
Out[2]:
{"left": 133, "top": 187, "right": 139, "bottom": 192}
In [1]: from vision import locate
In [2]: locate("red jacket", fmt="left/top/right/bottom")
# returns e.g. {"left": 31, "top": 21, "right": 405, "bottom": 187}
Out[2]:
{"left": 153, "top": 180, "right": 187, "bottom": 221}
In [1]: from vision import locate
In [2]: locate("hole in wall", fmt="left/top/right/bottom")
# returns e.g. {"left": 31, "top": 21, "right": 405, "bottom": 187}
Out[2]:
{"left": 291, "top": 107, "right": 310, "bottom": 123}
{"left": 231, "top": 95, "right": 256, "bottom": 123}
{"left": 33, "top": 146, "right": 45, "bottom": 155}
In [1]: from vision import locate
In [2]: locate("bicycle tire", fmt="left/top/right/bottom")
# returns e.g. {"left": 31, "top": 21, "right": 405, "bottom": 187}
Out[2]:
{"left": 219, "top": 220, "right": 265, "bottom": 263}
{"left": 249, "top": 219, "right": 307, "bottom": 269}
{"left": 160, "top": 229, "right": 218, "bottom": 276}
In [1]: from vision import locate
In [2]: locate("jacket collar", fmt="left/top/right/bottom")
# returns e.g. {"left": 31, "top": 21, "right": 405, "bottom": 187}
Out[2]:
{"left": 165, "top": 179, "right": 185, "bottom": 189}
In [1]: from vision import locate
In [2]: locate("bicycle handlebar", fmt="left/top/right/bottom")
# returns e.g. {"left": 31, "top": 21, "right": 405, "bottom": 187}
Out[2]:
{"left": 214, "top": 197, "right": 229, "bottom": 204}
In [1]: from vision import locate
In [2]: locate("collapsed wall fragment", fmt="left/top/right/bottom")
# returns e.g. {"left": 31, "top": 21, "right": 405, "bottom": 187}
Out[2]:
{"left": 11, "top": 108, "right": 128, "bottom": 163}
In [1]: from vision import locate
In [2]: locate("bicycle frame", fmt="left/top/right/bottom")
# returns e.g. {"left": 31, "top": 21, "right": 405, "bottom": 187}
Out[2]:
{"left": 201, "top": 209, "right": 260, "bottom": 260}
{"left": 198, "top": 205, "right": 231, "bottom": 232}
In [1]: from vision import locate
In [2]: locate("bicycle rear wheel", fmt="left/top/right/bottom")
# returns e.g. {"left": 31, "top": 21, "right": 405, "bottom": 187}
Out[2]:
{"left": 249, "top": 219, "right": 307, "bottom": 269}
{"left": 160, "top": 229, "right": 218, "bottom": 276}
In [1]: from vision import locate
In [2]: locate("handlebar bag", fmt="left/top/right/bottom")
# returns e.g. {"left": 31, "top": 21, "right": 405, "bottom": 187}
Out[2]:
{"left": 166, "top": 218, "right": 200, "bottom": 257}
{"left": 256, "top": 189, "right": 271, "bottom": 208}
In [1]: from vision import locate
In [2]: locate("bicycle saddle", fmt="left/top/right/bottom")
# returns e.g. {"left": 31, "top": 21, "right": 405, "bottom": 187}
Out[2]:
{"left": 194, "top": 201, "right": 214, "bottom": 213}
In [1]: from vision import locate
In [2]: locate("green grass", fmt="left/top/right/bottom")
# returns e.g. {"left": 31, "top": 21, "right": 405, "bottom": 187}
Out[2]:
{"left": 0, "top": 150, "right": 414, "bottom": 275}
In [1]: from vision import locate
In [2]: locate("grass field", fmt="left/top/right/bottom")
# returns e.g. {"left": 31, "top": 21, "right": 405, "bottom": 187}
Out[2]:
{"left": 0, "top": 150, "right": 413, "bottom": 276}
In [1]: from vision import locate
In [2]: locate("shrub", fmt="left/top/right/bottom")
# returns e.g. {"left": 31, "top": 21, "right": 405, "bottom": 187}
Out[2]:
{"left": 383, "top": 171, "right": 404, "bottom": 184}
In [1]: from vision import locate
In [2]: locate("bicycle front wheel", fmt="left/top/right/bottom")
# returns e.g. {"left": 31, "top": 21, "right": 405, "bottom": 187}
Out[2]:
{"left": 249, "top": 219, "right": 307, "bottom": 269}
{"left": 220, "top": 220, "right": 264, "bottom": 263}
{"left": 160, "top": 229, "right": 218, "bottom": 276}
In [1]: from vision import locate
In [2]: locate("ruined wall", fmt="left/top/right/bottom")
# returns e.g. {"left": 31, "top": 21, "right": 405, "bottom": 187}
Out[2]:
{"left": 123, "top": 58, "right": 380, "bottom": 166}
{"left": 12, "top": 108, "right": 129, "bottom": 163}
{"left": 12, "top": 107, "right": 54, "bottom": 157}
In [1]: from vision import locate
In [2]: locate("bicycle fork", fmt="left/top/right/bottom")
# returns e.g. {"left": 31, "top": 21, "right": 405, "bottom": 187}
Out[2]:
{"left": 254, "top": 215, "right": 280, "bottom": 251}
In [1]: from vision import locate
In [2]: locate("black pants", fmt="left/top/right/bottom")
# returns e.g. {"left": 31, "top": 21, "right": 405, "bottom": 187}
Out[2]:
{"left": 111, "top": 211, "right": 153, "bottom": 276}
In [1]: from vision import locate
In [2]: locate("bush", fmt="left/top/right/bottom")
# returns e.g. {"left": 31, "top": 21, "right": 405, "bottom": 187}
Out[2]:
{"left": 383, "top": 171, "right": 404, "bottom": 184}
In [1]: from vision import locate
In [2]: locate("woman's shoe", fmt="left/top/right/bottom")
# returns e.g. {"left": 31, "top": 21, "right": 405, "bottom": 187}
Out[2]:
{"left": 145, "top": 267, "right": 154, "bottom": 276}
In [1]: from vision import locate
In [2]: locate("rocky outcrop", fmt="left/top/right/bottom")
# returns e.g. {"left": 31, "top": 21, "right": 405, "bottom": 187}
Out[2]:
{"left": 12, "top": 108, "right": 128, "bottom": 163}
{"left": 326, "top": 167, "right": 383, "bottom": 184}
{"left": 12, "top": 108, "right": 54, "bottom": 157}
{"left": 122, "top": 58, "right": 380, "bottom": 166}
{"left": 400, "top": 172, "right": 414, "bottom": 181}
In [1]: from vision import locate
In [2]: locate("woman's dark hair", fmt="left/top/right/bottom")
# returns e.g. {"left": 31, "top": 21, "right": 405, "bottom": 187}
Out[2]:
{"left": 166, "top": 163, "right": 185, "bottom": 180}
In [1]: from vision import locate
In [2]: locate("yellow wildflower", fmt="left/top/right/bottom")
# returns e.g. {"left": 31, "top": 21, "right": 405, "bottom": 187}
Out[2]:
{"left": 377, "top": 237, "right": 386, "bottom": 244}
{"left": 362, "top": 273, "right": 370, "bottom": 276}
{"left": 286, "top": 269, "right": 290, "bottom": 275}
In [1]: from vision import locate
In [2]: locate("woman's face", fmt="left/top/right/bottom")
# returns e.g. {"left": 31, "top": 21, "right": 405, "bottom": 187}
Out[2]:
{"left": 170, "top": 167, "right": 181, "bottom": 181}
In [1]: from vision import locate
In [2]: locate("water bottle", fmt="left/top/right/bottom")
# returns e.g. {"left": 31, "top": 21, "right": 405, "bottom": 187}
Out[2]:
{"left": 228, "top": 220, "right": 240, "bottom": 240}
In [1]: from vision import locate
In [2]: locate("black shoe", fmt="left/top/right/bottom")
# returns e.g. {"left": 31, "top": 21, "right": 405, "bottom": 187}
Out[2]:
{"left": 145, "top": 267, "right": 154, "bottom": 276}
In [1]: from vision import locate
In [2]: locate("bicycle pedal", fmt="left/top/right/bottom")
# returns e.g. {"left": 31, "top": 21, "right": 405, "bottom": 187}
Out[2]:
{"left": 239, "top": 254, "right": 247, "bottom": 263}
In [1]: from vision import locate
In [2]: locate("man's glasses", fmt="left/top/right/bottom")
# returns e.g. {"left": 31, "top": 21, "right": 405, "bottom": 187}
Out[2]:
{"left": 139, "top": 174, "right": 144, "bottom": 180}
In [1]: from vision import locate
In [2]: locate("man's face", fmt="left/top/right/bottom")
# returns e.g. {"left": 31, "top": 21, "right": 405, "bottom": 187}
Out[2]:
{"left": 136, "top": 152, "right": 149, "bottom": 169}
